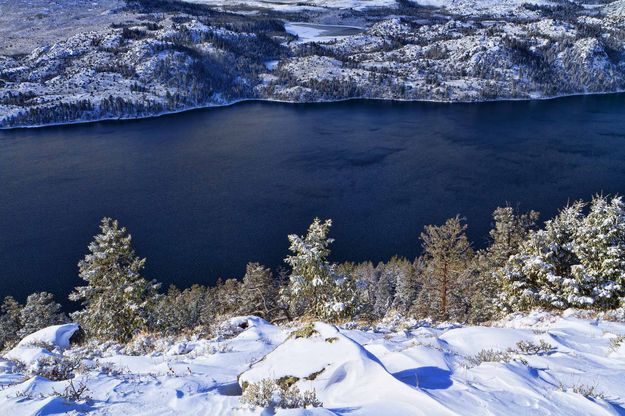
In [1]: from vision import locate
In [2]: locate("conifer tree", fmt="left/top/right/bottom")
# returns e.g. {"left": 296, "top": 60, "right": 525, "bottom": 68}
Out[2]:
{"left": 416, "top": 216, "right": 474, "bottom": 321}
{"left": 18, "top": 292, "right": 67, "bottom": 338}
{"left": 497, "top": 202, "right": 583, "bottom": 311}
{"left": 338, "top": 261, "right": 377, "bottom": 319}
{"left": 571, "top": 196, "right": 625, "bottom": 309}
{"left": 391, "top": 257, "right": 420, "bottom": 315}
{"left": 373, "top": 263, "right": 395, "bottom": 318}
{"left": 215, "top": 278, "right": 242, "bottom": 317}
{"left": 471, "top": 207, "right": 539, "bottom": 322}
{"left": 0, "top": 296, "right": 22, "bottom": 350}
{"left": 69, "top": 218, "right": 160, "bottom": 343}
{"left": 239, "top": 263, "right": 278, "bottom": 319}
{"left": 154, "top": 284, "right": 214, "bottom": 335}
{"left": 352, "top": 261, "right": 378, "bottom": 319}
{"left": 488, "top": 206, "right": 540, "bottom": 266}
{"left": 283, "top": 218, "right": 355, "bottom": 320}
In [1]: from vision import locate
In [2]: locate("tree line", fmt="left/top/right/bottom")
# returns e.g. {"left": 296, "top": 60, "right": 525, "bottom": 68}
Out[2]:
{"left": 2, "top": 194, "right": 625, "bottom": 349}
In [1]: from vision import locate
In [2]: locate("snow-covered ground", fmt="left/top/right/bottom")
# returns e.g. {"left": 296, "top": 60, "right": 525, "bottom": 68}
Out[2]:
{"left": 1, "top": 312, "right": 625, "bottom": 415}
{"left": 0, "top": 0, "right": 129, "bottom": 55}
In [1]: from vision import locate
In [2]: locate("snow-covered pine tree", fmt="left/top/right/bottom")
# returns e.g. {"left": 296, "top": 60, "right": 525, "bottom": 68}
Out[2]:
{"left": 487, "top": 206, "right": 540, "bottom": 266}
{"left": 215, "top": 278, "right": 242, "bottom": 317}
{"left": 415, "top": 216, "right": 474, "bottom": 321}
{"left": 373, "top": 263, "right": 395, "bottom": 319}
{"left": 283, "top": 218, "right": 355, "bottom": 321}
{"left": 0, "top": 296, "right": 22, "bottom": 350}
{"left": 470, "top": 206, "right": 540, "bottom": 322}
{"left": 337, "top": 261, "right": 377, "bottom": 319}
{"left": 391, "top": 256, "right": 420, "bottom": 315}
{"left": 571, "top": 195, "right": 625, "bottom": 310}
{"left": 154, "top": 284, "right": 215, "bottom": 335}
{"left": 496, "top": 202, "right": 583, "bottom": 311}
{"left": 69, "top": 218, "right": 160, "bottom": 342}
{"left": 18, "top": 292, "right": 67, "bottom": 338}
{"left": 239, "top": 263, "right": 278, "bottom": 319}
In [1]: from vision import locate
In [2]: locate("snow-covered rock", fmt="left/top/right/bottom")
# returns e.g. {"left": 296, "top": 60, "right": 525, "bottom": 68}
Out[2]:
{"left": 4, "top": 323, "right": 79, "bottom": 365}
{"left": 240, "top": 322, "right": 457, "bottom": 414}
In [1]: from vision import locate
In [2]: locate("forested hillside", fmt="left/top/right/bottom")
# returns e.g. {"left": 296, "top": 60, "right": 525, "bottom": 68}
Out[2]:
{"left": 2, "top": 0, "right": 625, "bottom": 127}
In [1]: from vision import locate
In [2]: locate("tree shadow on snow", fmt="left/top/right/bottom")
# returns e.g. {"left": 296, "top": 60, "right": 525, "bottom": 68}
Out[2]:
{"left": 393, "top": 366, "right": 452, "bottom": 390}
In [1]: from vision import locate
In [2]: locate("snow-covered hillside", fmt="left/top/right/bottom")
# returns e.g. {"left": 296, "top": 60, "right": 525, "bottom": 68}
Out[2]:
{"left": 1, "top": 312, "right": 625, "bottom": 415}
{"left": 2, "top": 0, "right": 625, "bottom": 128}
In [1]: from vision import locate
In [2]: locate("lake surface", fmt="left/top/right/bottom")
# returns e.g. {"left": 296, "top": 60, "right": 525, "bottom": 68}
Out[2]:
{"left": 2, "top": 95, "right": 625, "bottom": 307}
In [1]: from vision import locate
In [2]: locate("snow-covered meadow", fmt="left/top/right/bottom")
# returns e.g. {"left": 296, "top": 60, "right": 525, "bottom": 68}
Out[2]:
{"left": 2, "top": 311, "right": 625, "bottom": 415}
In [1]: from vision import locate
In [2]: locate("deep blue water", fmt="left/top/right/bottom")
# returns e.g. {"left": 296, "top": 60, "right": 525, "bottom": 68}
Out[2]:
{"left": 2, "top": 95, "right": 625, "bottom": 308}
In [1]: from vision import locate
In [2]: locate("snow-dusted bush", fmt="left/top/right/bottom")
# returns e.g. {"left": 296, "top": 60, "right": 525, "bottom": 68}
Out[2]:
{"left": 240, "top": 378, "right": 276, "bottom": 407}
{"left": 571, "top": 196, "right": 625, "bottom": 310}
{"left": 52, "top": 378, "right": 91, "bottom": 402}
{"left": 240, "top": 378, "right": 322, "bottom": 410}
{"left": 609, "top": 334, "right": 625, "bottom": 352}
{"left": 124, "top": 333, "right": 171, "bottom": 356}
{"left": 558, "top": 382, "right": 606, "bottom": 399}
{"left": 515, "top": 340, "right": 555, "bottom": 355}
{"left": 27, "top": 354, "right": 82, "bottom": 381}
{"left": 464, "top": 349, "right": 526, "bottom": 367}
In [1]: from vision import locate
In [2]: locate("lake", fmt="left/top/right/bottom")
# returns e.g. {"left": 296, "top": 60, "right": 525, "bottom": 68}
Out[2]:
{"left": 2, "top": 95, "right": 625, "bottom": 307}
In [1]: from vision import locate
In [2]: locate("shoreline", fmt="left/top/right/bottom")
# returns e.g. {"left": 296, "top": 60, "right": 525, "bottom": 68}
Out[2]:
{"left": 2, "top": 89, "right": 624, "bottom": 131}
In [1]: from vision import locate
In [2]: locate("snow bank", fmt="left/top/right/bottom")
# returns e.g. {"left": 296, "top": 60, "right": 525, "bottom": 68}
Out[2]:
{"left": 239, "top": 322, "right": 455, "bottom": 415}
{"left": 1, "top": 315, "right": 625, "bottom": 414}
{"left": 4, "top": 323, "right": 79, "bottom": 365}
{"left": 16, "top": 324, "right": 79, "bottom": 350}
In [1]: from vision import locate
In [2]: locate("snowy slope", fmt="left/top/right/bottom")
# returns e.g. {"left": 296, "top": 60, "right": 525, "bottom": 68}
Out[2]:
{"left": 1, "top": 312, "right": 625, "bottom": 415}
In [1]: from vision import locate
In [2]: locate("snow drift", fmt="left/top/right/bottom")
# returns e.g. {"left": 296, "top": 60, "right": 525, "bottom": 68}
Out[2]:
{"left": 1, "top": 313, "right": 625, "bottom": 415}
{"left": 239, "top": 322, "right": 454, "bottom": 415}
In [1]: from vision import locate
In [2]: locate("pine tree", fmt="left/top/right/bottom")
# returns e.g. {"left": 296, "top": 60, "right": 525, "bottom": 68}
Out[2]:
{"left": 571, "top": 196, "right": 625, "bottom": 309}
{"left": 18, "top": 292, "right": 67, "bottom": 338}
{"left": 154, "top": 284, "right": 214, "bottom": 335}
{"left": 0, "top": 296, "right": 22, "bottom": 350}
{"left": 283, "top": 218, "right": 355, "bottom": 320}
{"left": 391, "top": 257, "right": 420, "bottom": 315}
{"left": 373, "top": 263, "right": 395, "bottom": 319}
{"left": 497, "top": 202, "right": 583, "bottom": 311}
{"left": 215, "top": 278, "right": 242, "bottom": 317}
{"left": 238, "top": 263, "right": 278, "bottom": 319}
{"left": 416, "top": 216, "right": 474, "bottom": 321}
{"left": 471, "top": 207, "right": 539, "bottom": 322}
{"left": 69, "top": 218, "right": 160, "bottom": 343}
{"left": 338, "top": 261, "right": 377, "bottom": 320}
{"left": 488, "top": 206, "right": 540, "bottom": 266}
